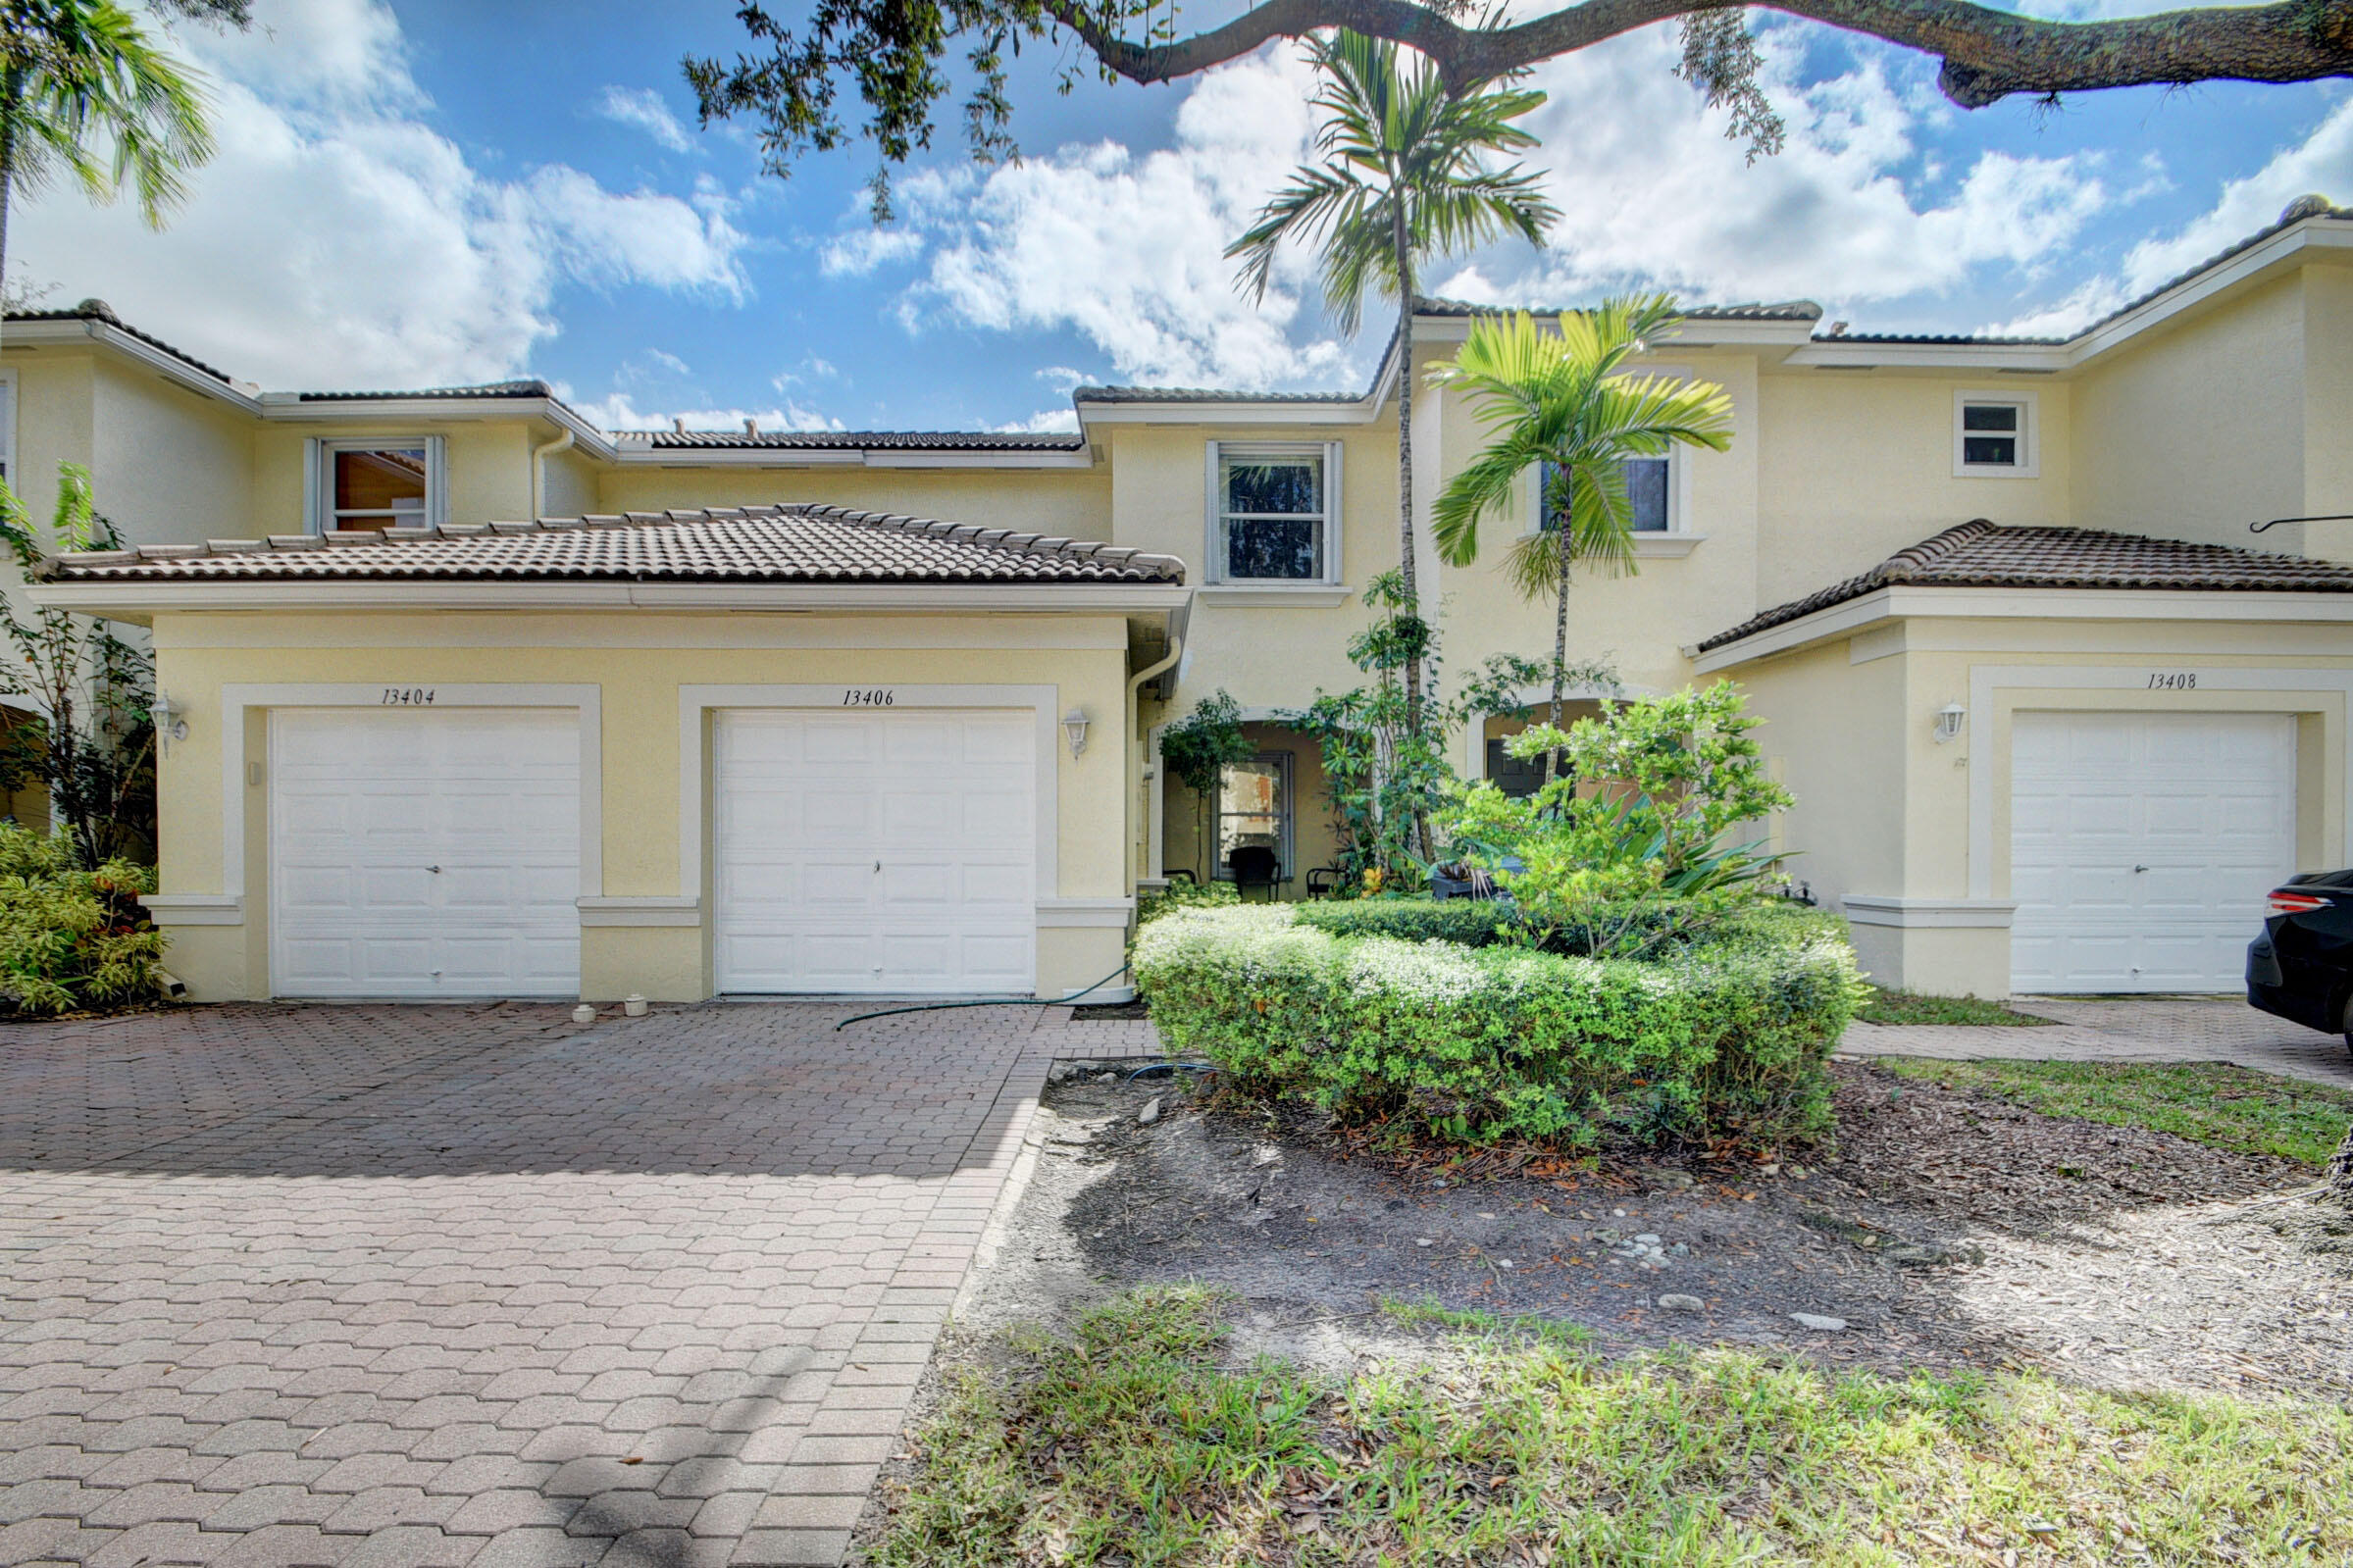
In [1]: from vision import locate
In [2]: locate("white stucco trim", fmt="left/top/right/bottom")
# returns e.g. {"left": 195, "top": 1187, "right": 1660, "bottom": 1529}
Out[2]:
{"left": 1693, "top": 586, "right": 2353, "bottom": 672}
{"left": 676, "top": 684, "right": 1063, "bottom": 907}
{"left": 1195, "top": 586, "right": 1354, "bottom": 607}
{"left": 213, "top": 683, "right": 605, "bottom": 905}
{"left": 1038, "top": 896, "right": 1136, "bottom": 928}
{"left": 142, "top": 892, "right": 244, "bottom": 925}
{"left": 1964, "top": 664, "right": 2353, "bottom": 898}
{"left": 577, "top": 896, "right": 701, "bottom": 928}
{"left": 1841, "top": 895, "right": 2017, "bottom": 929}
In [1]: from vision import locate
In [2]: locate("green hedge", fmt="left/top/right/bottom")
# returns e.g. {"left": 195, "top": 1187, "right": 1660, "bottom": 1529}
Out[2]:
{"left": 0, "top": 827, "right": 171, "bottom": 1015}
{"left": 1291, "top": 895, "right": 1721, "bottom": 956}
{"left": 1131, "top": 901, "right": 1863, "bottom": 1148}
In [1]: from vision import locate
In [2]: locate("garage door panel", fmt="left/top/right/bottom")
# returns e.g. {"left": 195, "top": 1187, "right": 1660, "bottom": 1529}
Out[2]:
{"left": 2010, "top": 710, "right": 2292, "bottom": 993}
{"left": 271, "top": 709, "right": 582, "bottom": 998}
{"left": 714, "top": 709, "right": 1037, "bottom": 994}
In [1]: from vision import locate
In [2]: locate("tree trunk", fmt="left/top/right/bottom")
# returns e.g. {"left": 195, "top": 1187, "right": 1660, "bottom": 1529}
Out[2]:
{"left": 2329, "top": 1121, "right": 2353, "bottom": 1201}
{"left": 0, "top": 65, "right": 19, "bottom": 344}
{"left": 1389, "top": 212, "right": 1433, "bottom": 864}
{"left": 1543, "top": 524, "right": 1570, "bottom": 787}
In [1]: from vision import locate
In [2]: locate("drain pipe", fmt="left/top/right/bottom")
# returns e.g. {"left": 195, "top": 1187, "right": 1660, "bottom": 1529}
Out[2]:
{"left": 1095, "top": 619, "right": 1186, "bottom": 1006}
{"left": 530, "top": 427, "right": 576, "bottom": 520}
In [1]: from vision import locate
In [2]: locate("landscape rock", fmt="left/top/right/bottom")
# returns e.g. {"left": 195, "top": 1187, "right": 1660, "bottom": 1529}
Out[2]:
{"left": 1790, "top": 1312, "right": 1849, "bottom": 1333}
{"left": 1657, "top": 1293, "right": 1705, "bottom": 1313}
{"left": 1137, "top": 1096, "right": 1163, "bottom": 1127}
{"left": 1650, "top": 1171, "right": 1697, "bottom": 1191}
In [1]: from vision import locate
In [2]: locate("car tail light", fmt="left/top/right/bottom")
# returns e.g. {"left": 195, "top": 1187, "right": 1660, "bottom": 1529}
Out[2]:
{"left": 2268, "top": 889, "right": 2329, "bottom": 916}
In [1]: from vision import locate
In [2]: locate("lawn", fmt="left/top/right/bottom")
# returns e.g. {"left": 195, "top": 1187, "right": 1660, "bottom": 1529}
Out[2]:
{"left": 871, "top": 1287, "right": 2353, "bottom": 1567}
{"left": 1876, "top": 1057, "right": 2353, "bottom": 1168}
{"left": 1855, "top": 988, "right": 2053, "bottom": 1027}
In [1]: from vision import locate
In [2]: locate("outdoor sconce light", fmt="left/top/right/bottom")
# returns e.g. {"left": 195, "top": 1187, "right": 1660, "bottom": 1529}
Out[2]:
{"left": 1062, "top": 707, "right": 1092, "bottom": 757}
{"left": 1932, "top": 701, "right": 1968, "bottom": 743}
{"left": 150, "top": 691, "right": 188, "bottom": 754}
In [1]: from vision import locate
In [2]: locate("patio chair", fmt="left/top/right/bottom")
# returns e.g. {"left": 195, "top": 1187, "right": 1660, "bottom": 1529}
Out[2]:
{"left": 1226, "top": 844, "right": 1282, "bottom": 902}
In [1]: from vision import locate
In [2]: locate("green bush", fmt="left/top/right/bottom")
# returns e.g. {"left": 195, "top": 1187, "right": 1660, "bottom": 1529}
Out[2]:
{"left": 1292, "top": 897, "right": 1522, "bottom": 947}
{"left": 1137, "top": 879, "right": 1240, "bottom": 927}
{"left": 1293, "top": 893, "right": 1745, "bottom": 956}
{"left": 1132, "top": 901, "right": 1862, "bottom": 1148}
{"left": 0, "top": 826, "right": 170, "bottom": 1015}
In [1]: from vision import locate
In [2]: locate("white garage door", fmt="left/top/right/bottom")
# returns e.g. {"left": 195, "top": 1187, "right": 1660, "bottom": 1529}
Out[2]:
{"left": 713, "top": 709, "right": 1036, "bottom": 994}
{"left": 270, "top": 708, "right": 582, "bottom": 997}
{"left": 2010, "top": 710, "right": 2295, "bottom": 993}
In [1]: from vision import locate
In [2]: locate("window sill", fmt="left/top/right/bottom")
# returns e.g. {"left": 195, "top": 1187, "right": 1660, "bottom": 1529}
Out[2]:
{"left": 1631, "top": 532, "right": 1707, "bottom": 558}
{"left": 1197, "top": 584, "right": 1352, "bottom": 607}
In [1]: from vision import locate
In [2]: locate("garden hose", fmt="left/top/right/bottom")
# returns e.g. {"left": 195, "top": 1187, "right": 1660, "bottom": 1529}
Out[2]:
{"left": 831, "top": 965, "right": 1134, "bottom": 1031}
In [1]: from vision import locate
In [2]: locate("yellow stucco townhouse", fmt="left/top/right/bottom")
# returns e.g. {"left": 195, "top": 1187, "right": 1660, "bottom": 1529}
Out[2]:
{"left": 22, "top": 196, "right": 2353, "bottom": 1007}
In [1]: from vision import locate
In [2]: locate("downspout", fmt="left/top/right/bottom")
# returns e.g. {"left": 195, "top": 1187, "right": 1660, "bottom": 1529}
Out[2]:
{"left": 1126, "top": 614, "right": 1187, "bottom": 880}
{"left": 530, "top": 427, "right": 576, "bottom": 520}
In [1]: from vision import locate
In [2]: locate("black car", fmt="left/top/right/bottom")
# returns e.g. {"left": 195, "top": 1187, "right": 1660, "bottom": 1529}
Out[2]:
{"left": 2247, "top": 870, "right": 2353, "bottom": 1049}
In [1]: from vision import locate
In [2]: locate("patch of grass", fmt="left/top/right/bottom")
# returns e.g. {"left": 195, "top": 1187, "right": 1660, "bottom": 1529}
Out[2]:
{"left": 873, "top": 1286, "right": 2353, "bottom": 1567}
{"left": 1857, "top": 987, "right": 2054, "bottom": 1026}
{"left": 1878, "top": 1057, "right": 2353, "bottom": 1168}
{"left": 1377, "top": 1295, "right": 1596, "bottom": 1347}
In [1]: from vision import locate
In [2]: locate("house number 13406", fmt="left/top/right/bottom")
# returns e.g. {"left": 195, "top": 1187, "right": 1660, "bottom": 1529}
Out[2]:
{"left": 2146, "top": 672, "right": 2197, "bottom": 690}
{"left": 842, "top": 687, "right": 895, "bottom": 707}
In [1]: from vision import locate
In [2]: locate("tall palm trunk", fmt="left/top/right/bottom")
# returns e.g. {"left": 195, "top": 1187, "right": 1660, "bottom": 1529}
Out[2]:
{"left": 1389, "top": 206, "right": 1433, "bottom": 862}
{"left": 0, "top": 65, "right": 19, "bottom": 330}
{"left": 1543, "top": 526, "right": 1570, "bottom": 787}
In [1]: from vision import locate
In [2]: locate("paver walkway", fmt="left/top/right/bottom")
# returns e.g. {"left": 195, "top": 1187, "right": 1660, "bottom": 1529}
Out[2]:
{"left": 1840, "top": 994, "right": 2353, "bottom": 1087}
{"left": 0, "top": 999, "right": 1113, "bottom": 1568}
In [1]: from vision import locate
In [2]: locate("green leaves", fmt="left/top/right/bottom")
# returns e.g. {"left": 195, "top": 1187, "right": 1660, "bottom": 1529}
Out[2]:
{"left": 0, "top": 823, "right": 167, "bottom": 1015}
{"left": 1428, "top": 299, "right": 1737, "bottom": 576}
{"left": 1, "top": 0, "right": 216, "bottom": 228}
{"left": 1224, "top": 28, "right": 1557, "bottom": 333}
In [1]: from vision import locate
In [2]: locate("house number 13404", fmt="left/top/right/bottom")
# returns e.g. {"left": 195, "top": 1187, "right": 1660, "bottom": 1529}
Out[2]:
{"left": 2146, "top": 672, "right": 2197, "bottom": 690}
{"left": 842, "top": 687, "right": 895, "bottom": 707}
{"left": 381, "top": 687, "right": 436, "bottom": 705}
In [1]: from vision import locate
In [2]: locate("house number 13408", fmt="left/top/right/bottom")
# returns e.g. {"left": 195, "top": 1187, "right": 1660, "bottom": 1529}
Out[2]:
{"left": 2146, "top": 672, "right": 2197, "bottom": 690}
{"left": 842, "top": 688, "right": 895, "bottom": 707}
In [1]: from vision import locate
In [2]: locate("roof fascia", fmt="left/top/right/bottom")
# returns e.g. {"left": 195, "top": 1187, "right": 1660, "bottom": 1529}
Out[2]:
{"left": 5, "top": 318, "right": 261, "bottom": 413}
{"left": 260, "top": 394, "right": 617, "bottom": 457}
{"left": 30, "top": 579, "right": 1193, "bottom": 619}
{"left": 1783, "top": 341, "right": 2072, "bottom": 373}
{"left": 2070, "top": 222, "right": 2353, "bottom": 365}
{"left": 1692, "top": 583, "right": 2353, "bottom": 672}
{"left": 1074, "top": 396, "right": 1381, "bottom": 427}
{"left": 1409, "top": 311, "right": 1815, "bottom": 352}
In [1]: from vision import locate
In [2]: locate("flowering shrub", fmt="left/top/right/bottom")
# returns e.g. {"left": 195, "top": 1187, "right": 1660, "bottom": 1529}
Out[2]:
{"left": 1132, "top": 901, "right": 1862, "bottom": 1148}
{"left": 0, "top": 826, "right": 170, "bottom": 1015}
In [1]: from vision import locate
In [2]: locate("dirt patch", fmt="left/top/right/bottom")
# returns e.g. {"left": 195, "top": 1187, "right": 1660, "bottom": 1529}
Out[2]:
{"left": 855, "top": 1053, "right": 2353, "bottom": 1558}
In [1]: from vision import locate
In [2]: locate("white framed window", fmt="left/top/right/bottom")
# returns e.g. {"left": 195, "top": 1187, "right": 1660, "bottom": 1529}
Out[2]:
{"left": 0, "top": 369, "right": 17, "bottom": 487}
{"left": 1206, "top": 440, "right": 1342, "bottom": 584}
{"left": 1954, "top": 390, "right": 2037, "bottom": 478}
{"left": 1214, "top": 751, "right": 1293, "bottom": 884}
{"left": 305, "top": 436, "right": 446, "bottom": 531}
{"left": 1528, "top": 453, "right": 1680, "bottom": 535}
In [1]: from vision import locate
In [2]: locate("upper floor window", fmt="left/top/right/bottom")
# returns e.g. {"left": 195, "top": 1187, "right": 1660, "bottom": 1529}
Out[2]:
{"left": 1209, "top": 441, "right": 1341, "bottom": 583}
{"left": 308, "top": 436, "right": 445, "bottom": 531}
{"left": 1954, "top": 392, "right": 2037, "bottom": 478}
{"left": 1537, "top": 456, "right": 1672, "bottom": 534}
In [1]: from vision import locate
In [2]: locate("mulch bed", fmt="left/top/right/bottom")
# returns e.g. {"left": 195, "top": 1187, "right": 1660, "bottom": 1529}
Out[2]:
{"left": 985, "top": 1055, "right": 2353, "bottom": 1398}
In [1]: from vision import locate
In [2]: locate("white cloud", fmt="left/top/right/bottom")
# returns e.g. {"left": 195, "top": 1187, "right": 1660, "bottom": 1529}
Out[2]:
{"left": 14, "top": 0, "right": 748, "bottom": 391}
{"left": 991, "top": 407, "right": 1082, "bottom": 434}
{"left": 1443, "top": 25, "right": 2112, "bottom": 310}
{"left": 837, "top": 46, "right": 1356, "bottom": 390}
{"left": 595, "top": 85, "right": 695, "bottom": 154}
{"left": 567, "top": 391, "right": 842, "bottom": 433}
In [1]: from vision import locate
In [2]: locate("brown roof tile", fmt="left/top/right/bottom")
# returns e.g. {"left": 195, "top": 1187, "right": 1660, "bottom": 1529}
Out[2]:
{"left": 1698, "top": 520, "right": 2353, "bottom": 652}
{"left": 40, "top": 503, "right": 1185, "bottom": 587}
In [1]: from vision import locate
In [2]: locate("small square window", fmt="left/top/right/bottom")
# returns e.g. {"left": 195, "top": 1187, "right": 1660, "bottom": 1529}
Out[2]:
{"left": 1211, "top": 443, "right": 1338, "bottom": 583}
{"left": 1954, "top": 393, "right": 2036, "bottom": 477}
{"left": 312, "top": 436, "right": 444, "bottom": 531}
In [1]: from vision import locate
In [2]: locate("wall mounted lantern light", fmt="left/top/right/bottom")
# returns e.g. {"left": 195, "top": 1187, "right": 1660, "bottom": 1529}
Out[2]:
{"left": 150, "top": 691, "right": 188, "bottom": 755}
{"left": 1932, "top": 701, "right": 1968, "bottom": 744}
{"left": 1062, "top": 707, "right": 1092, "bottom": 758}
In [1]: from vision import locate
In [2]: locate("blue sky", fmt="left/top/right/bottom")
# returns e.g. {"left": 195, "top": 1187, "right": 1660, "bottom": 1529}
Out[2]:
{"left": 17, "top": 0, "right": 2353, "bottom": 433}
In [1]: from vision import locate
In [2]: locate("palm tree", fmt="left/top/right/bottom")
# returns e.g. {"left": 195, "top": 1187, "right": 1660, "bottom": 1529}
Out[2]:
{"left": 1427, "top": 297, "right": 1735, "bottom": 782}
{"left": 1226, "top": 28, "right": 1557, "bottom": 737}
{"left": 0, "top": 0, "right": 217, "bottom": 319}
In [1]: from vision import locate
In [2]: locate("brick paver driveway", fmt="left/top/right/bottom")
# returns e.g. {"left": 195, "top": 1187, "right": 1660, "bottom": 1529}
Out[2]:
{"left": 0, "top": 1000, "right": 1079, "bottom": 1568}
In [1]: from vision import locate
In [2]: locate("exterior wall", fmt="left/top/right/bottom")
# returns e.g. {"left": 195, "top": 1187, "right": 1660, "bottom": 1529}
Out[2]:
{"left": 6, "top": 351, "right": 97, "bottom": 526}
{"left": 1754, "top": 370, "right": 2073, "bottom": 607}
{"left": 145, "top": 610, "right": 1135, "bottom": 1002}
{"left": 2072, "top": 272, "right": 2305, "bottom": 553}
{"left": 595, "top": 462, "right": 1112, "bottom": 537}
{"left": 1723, "top": 611, "right": 2353, "bottom": 997}
{"left": 540, "top": 445, "right": 601, "bottom": 519}
{"left": 251, "top": 422, "right": 540, "bottom": 531}
{"left": 90, "top": 358, "right": 254, "bottom": 544}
